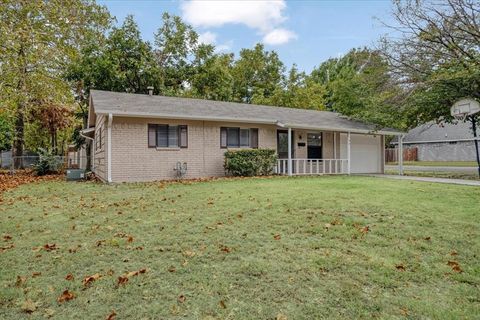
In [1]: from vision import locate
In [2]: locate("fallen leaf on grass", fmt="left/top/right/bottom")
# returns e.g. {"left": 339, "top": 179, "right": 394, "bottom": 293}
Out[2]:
{"left": 219, "top": 300, "right": 227, "bottom": 309}
{"left": 450, "top": 250, "right": 458, "bottom": 256}
{"left": 82, "top": 273, "right": 101, "bottom": 287}
{"left": 57, "top": 290, "right": 75, "bottom": 303}
{"left": 424, "top": 236, "right": 431, "bottom": 241}
{"left": 3, "top": 234, "right": 12, "bottom": 241}
{"left": 32, "top": 272, "right": 41, "bottom": 277}
{"left": 127, "top": 236, "right": 134, "bottom": 243}
{"left": 395, "top": 264, "right": 406, "bottom": 272}
{"left": 43, "top": 243, "right": 57, "bottom": 251}
{"left": 324, "top": 223, "right": 331, "bottom": 230}
{"left": 219, "top": 245, "right": 231, "bottom": 253}
{"left": 276, "top": 313, "right": 288, "bottom": 320}
{"left": 182, "top": 250, "right": 196, "bottom": 257}
{"left": 273, "top": 234, "right": 281, "bottom": 240}
{"left": 447, "top": 261, "right": 462, "bottom": 273}
{"left": 117, "top": 268, "right": 147, "bottom": 285}
{"left": 15, "top": 275, "right": 27, "bottom": 287}
{"left": 168, "top": 266, "right": 176, "bottom": 273}
{"left": 106, "top": 310, "right": 116, "bottom": 320}
{"left": 178, "top": 295, "right": 186, "bottom": 303}
{"left": 65, "top": 273, "right": 74, "bottom": 281}
{"left": 21, "top": 299, "right": 36, "bottom": 313}
{"left": 1, "top": 243, "right": 15, "bottom": 253}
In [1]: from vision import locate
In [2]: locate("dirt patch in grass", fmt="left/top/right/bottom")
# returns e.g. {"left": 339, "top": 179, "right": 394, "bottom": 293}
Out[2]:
{"left": 0, "top": 170, "right": 62, "bottom": 202}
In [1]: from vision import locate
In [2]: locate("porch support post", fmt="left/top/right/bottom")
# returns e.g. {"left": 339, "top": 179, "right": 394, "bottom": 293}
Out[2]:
{"left": 288, "top": 127, "right": 292, "bottom": 176}
{"left": 398, "top": 134, "right": 404, "bottom": 176}
{"left": 347, "top": 132, "right": 351, "bottom": 175}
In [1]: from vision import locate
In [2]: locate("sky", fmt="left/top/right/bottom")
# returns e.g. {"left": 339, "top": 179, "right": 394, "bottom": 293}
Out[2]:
{"left": 98, "top": 0, "right": 395, "bottom": 73}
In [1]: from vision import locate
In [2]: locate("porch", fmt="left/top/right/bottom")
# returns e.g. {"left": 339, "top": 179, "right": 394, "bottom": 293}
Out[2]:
{"left": 272, "top": 128, "right": 410, "bottom": 176}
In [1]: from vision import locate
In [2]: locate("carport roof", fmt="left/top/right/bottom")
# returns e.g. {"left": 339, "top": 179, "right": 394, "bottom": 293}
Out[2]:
{"left": 89, "top": 90, "right": 402, "bottom": 135}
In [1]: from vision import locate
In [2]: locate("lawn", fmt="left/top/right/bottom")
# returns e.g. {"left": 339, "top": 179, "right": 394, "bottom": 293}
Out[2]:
{"left": 385, "top": 170, "right": 480, "bottom": 181}
{"left": 1, "top": 176, "right": 479, "bottom": 319}
{"left": 386, "top": 161, "right": 478, "bottom": 167}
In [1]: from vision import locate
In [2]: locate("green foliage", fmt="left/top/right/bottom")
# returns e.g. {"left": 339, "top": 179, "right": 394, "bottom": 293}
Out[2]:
{"left": 0, "top": 111, "right": 13, "bottom": 151}
{"left": 224, "top": 149, "right": 277, "bottom": 176}
{"left": 310, "top": 48, "right": 405, "bottom": 129}
{"left": 32, "top": 148, "right": 61, "bottom": 175}
{"left": 154, "top": 13, "right": 198, "bottom": 95}
{"left": 232, "top": 44, "right": 285, "bottom": 103}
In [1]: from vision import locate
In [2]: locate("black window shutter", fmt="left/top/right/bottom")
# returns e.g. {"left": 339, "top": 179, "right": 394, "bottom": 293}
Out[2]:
{"left": 250, "top": 128, "right": 258, "bottom": 148}
{"left": 148, "top": 124, "right": 157, "bottom": 148}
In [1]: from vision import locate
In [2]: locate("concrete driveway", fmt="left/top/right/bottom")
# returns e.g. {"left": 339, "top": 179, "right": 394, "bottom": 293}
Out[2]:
{"left": 385, "top": 165, "right": 478, "bottom": 174}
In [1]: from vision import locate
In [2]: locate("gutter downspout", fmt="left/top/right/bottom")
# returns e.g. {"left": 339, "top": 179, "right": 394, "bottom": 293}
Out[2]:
{"left": 347, "top": 132, "right": 351, "bottom": 175}
{"left": 79, "top": 131, "right": 95, "bottom": 172}
{"left": 107, "top": 113, "right": 113, "bottom": 183}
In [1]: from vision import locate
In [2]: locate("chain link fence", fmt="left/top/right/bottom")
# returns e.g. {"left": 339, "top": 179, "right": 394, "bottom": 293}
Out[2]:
{"left": 0, "top": 152, "right": 91, "bottom": 174}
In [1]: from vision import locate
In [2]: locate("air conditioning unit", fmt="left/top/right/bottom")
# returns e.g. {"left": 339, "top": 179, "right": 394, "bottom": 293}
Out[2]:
{"left": 66, "top": 169, "right": 86, "bottom": 181}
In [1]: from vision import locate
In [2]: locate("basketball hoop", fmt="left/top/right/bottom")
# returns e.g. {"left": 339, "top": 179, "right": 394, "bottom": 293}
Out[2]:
{"left": 451, "top": 98, "right": 480, "bottom": 178}
{"left": 451, "top": 98, "right": 480, "bottom": 121}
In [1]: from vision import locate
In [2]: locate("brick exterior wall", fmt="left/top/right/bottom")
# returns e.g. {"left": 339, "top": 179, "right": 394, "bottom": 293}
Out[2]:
{"left": 93, "top": 115, "right": 368, "bottom": 182}
{"left": 110, "top": 117, "right": 277, "bottom": 182}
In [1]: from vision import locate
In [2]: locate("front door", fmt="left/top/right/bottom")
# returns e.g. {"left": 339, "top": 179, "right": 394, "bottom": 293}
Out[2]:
{"left": 277, "top": 130, "right": 294, "bottom": 159}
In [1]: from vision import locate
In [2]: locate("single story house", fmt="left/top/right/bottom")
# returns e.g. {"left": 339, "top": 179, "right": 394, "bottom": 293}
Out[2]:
{"left": 390, "top": 121, "right": 479, "bottom": 162}
{"left": 82, "top": 90, "right": 402, "bottom": 183}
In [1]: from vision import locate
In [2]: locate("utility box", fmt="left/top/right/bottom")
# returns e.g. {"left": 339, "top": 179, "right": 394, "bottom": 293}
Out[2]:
{"left": 66, "top": 169, "right": 86, "bottom": 181}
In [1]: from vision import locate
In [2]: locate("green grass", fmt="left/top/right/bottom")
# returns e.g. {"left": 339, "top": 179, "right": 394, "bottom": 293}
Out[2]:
{"left": 387, "top": 161, "right": 478, "bottom": 167}
{"left": 1, "top": 176, "right": 479, "bottom": 319}
{"left": 385, "top": 170, "right": 480, "bottom": 181}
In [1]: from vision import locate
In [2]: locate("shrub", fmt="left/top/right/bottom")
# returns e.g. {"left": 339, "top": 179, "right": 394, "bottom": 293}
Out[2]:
{"left": 224, "top": 149, "right": 277, "bottom": 177}
{"left": 32, "top": 148, "right": 61, "bottom": 176}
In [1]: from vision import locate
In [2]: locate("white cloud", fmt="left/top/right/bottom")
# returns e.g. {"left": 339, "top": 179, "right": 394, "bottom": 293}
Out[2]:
{"left": 198, "top": 31, "right": 217, "bottom": 45}
{"left": 263, "top": 28, "right": 297, "bottom": 45}
{"left": 181, "top": 0, "right": 296, "bottom": 45}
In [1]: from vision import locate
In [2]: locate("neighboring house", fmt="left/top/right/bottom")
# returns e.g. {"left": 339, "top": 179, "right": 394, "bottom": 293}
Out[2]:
{"left": 391, "top": 121, "right": 479, "bottom": 162}
{"left": 82, "top": 90, "right": 402, "bottom": 183}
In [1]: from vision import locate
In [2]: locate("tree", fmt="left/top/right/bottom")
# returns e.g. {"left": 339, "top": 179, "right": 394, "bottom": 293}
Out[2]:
{"left": 0, "top": 109, "right": 13, "bottom": 151}
{"left": 154, "top": 13, "right": 198, "bottom": 95}
{"left": 256, "top": 65, "right": 327, "bottom": 110}
{"left": 380, "top": 0, "right": 480, "bottom": 126}
{"left": 31, "top": 101, "right": 74, "bottom": 154}
{"left": 188, "top": 44, "right": 234, "bottom": 101}
{"left": 310, "top": 48, "right": 404, "bottom": 128}
{"left": 232, "top": 43, "right": 285, "bottom": 104}
{"left": 0, "top": 0, "right": 111, "bottom": 167}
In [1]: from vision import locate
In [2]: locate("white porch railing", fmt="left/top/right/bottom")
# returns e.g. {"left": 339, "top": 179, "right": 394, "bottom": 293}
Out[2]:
{"left": 275, "top": 159, "right": 349, "bottom": 175}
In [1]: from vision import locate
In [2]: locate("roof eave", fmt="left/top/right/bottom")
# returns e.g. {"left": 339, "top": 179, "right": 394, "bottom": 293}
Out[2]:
{"left": 96, "top": 110, "right": 404, "bottom": 135}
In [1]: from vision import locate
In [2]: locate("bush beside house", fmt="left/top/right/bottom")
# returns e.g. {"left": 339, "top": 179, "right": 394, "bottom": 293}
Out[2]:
{"left": 224, "top": 149, "right": 277, "bottom": 177}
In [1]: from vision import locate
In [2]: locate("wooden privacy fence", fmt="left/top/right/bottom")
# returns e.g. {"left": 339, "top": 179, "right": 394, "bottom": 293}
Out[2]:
{"left": 385, "top": 147, "right": 418, "bottom": 162}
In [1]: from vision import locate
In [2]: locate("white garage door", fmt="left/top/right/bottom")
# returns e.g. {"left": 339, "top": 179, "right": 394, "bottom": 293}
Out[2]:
{"left": 340, "top": 134, "right": 382, "bottom": 173}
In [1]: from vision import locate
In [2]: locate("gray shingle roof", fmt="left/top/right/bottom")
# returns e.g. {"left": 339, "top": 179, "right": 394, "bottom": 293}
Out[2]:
{"left": 392, "top": 121, "right": 475, "bottom": 144}
{"left": 90, "top": 90, "right": 402, "bottom": 135}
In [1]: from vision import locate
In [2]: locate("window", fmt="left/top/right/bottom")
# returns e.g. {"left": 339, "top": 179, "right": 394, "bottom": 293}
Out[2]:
{"left": 307, "top": 133, "right": 322, "bottom": 159}
{"left": 148, "top": 124, "right": 188, "bottom": 148}
{"left": 220, "top": 127, "right": 258, "bottom": 148}
{"left": 96, "top": 125, "right": 103, "bottom": 151}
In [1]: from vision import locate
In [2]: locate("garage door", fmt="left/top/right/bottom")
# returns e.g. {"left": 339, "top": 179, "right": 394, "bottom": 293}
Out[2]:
{"left": 340, "top": 134, "right": 382, "bottom": 173}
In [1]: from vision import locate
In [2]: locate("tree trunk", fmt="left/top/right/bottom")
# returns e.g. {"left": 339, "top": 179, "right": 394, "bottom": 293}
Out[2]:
{"left": 13, "top": 43, "right": 27, "bottom": 169}
{"left": 13, "top": 106, "right": 25, "bottom": 169}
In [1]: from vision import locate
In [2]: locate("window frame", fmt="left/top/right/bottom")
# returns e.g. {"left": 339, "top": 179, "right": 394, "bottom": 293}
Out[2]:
{"left": 148, "top": 124, "right": 188, "bottom": 149}
{"left": 220, "top": 127, "right": 259, "bottom": 149}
